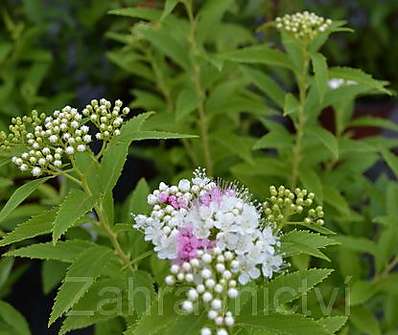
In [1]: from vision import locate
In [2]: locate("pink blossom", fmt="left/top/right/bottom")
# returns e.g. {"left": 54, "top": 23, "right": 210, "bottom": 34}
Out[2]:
{"left": 200, "top": 187, "right": 223, "bottom": 206}
{"left": 158, "top": 192, "right": 169, "bottom": 203}
{"left": 176, "top": 225, "right": 213, "bottom": 262}
{"left": 158, "top": 193, "right": 188, "bottom": 209}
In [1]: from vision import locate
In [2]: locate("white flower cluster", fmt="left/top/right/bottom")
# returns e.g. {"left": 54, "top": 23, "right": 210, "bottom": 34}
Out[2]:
{"left": 4, "top": 99, "right": 130, "bottom": 177}
{"left": 133, "top": 169, "right": 283, "bottom": 335}
{"left": 275, "top": 11, "right": 332, "bottom": 40}
{"left": 165, "top": 248, "right": 240, "bottom": 335}
{"left": 264, "top": 185, "right": 324, "bottom": 227}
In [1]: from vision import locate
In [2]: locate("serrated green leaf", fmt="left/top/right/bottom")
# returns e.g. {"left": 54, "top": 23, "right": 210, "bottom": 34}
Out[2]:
{"left": 318, "top": 316, "right": 348, "bottom": 333}
{"left": 0, "top": 301, "right": 31, "bottom": 335}
{"left": 49, "top": 246, "right": 113, "bottom": 326}
{"left": 42, "top": 260, "right": 68, "bottom": 295}
{"left": 329, "top": 66, "right": 392, "bottom": 95}
{"left": 60, "top": 271, "right": 154, "bottom": 335}
{"left": 281, "top": 230, "right": 338, "bottom": 261}
{"left": 218, "top": 45, "right": 292, "bottom": 69}
{"left": 53, "top": 189, "right": 96, "bottom": 243}
{"left": 0, "top": 177, "right": 52, "bottom": 223}
{"left": 124, "top": 291, "right": 178, "bottom": 335}
{"left": 237, "top": 313, "right": 330, "bottom": 335}
{"left": 6, "top": 240, "right": 95, "bottom": 262}
{"left": 0, "top": 208, "right": 56, "bottom": 247}
{"left": 267, "top": 269, "right": 333, "bottom": 309}
{"left": 311, "top": 53, "right": 328, "bottom": 102}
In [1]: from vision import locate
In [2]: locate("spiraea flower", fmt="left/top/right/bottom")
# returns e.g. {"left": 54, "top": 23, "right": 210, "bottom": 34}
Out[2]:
{"left": 0, "top": 98, "right": 130, "bottom": 177}
{"left": 133, "top": 169, "right": 283, "bottom": 335}
{"left": 275, "top": 11, "right": 332, "bottom": 41}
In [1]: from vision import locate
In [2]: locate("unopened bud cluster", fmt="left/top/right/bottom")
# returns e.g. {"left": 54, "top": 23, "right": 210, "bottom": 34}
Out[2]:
{"left": 82, "top": 98, "right": 130, "bottom": 141}
{"left": 264, "top": 185, "right": 324, "bottom": 227}
{"left": 1, "top": 99, "right": 130, "bottom": 177}
{"left": 275, "top": 11, "right": 332, "bottom": 40}
{"left": 166, "top": 247, "right": 239, "bottom": 335}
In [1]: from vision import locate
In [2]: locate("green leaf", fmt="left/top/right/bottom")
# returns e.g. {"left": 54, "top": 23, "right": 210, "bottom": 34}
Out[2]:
{"left": 60, "top": 271, "right": 154, "bottom": 334}
{"left": 267, "top": 269, "right": 333, "bottom": 309}
{"left": 42, "top": 260, "right": 68, "bottom": 295}
{"left": 0, "top": 301, "right": 31, "bottom": 335}
{"left": 122, "top": 130, "right": 197, "bottom": 142}
{"left": 329, "top": 67, "right": 392, "bottom": 95}
{"left": 237, "top": 313, "right": 330, "bottom": 335}
{"left": 136, "top": 25, "right": 189, "bottom": 70}
{"left": 125, "top": 291, "right": 178, "bottom": 335}
{"left": 322, "top": 186, "right": 350, "bottom": 216}
{"left": 108, "top": 8, "right": 161, "bottom": 21}
{"left": 175, "top": 87, "right": 199, "bottom": 121}
{"left": 307, "top": 126, "right": 338, "bottom": 160}
{"left": 283, "top": 93, "right": 300, "bottom": 116}
{"left": 351, "top": 306, "right": 381, "bottom": 335}
{"left": 253, "top": 129, "right": 294, "bottom": 151}
{"left": 281, "top": 230, "right": 338, "bottom": 261}
{"left": 240, "top": 65, "right": 285, "bottom": 108}
{"left": 0, "top": 208, "right": 56, "bottom": 247}
{"left": 0, "top": 257, "right": 13, "bottom": 289}
{"left": 311, "top": 53, "right": 328, "bottom": 102}
{"left": 299, "top": 166, "right": 323, "bottom": 203}
{"left": 334, "top": 235, "right": 377, "bottom": 255}
{"left": 318, "top": 316, "right": 348, "bottom": 333}
{"left": 0, "top": 177, "right": 12, "bottom": 188}
{"left": 382, "top": 149, "right": 398, "bottom": 178}
{"left": 49, "top": 246, "right": 113, "bottom": 325}
{"left": 128, "top": 178, "right": 150, "bottom": 216}
{"left": 52, "top": 189, "right": 96, "bottom": 243}
{"left": 350, "top": 117, "right": 398, "bottom": 133}
{"left": 161, "top": 0, "right": 179, "bottom": 20}
{"left": 0, "top": 177, "right": 52, "bottom": 223}
{"left": 197, "top": 0, "right": 234, "bottom": 43}
{"left": 349, "top": 281, "right": 377, "bottom": 306}
{"left": 218, "top": 45, "right": 292, "bottom": 69}
{"left": 6, "top": 240, "right": 95, "bottom": 262}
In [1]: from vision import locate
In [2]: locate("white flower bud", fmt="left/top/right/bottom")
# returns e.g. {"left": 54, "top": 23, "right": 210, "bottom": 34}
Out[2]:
{"left": 217, "top": 328, "right": 228, "bottom": 335}
{"left": 53, "top": 160, "right": 62, "bottom": 167}
{"left": 228, "top": 288, "right": 238, "bottom": 298}
{"left": 182, "top": 300, "right": 193, "bottom": 313}
{"left": 65, "top": 146, "right": 74, "bottom": 155}
{"left": 165, "top": 275, "right": 175, "bottom": 286}
{"left": 211, "top": 299, "right": 222, "bottom": 310}
{"left": 77, "top": 144, "right": 86, "bottom": 152}
{"left": 20, "top": 164, "right": 28, "bottom": 171}
{"left": 187, "top": 289, "right": 198, "bottom": 301}
{"left": 178, "top": 179, "right": 191, "bottom": 192}
{"left": 201, "top": 328, "right": 211, "bottom": 335}
{"left": 196, "top": 284, "right": 205, "bottom": 293}
{"left": 31, "top": 167, "right": 42, "bottom": 176}
{"left": 202, "top": 292, "right": 213, "bottom": 303}
{"left": 201, "top": 269, "right": 212, "bottom": 279}
{"left": 225, "top": 316, "right": 235, "bottom": 327}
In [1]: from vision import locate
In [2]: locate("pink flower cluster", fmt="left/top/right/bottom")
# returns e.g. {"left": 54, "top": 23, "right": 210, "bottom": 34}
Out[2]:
{"left": 159, "top": 192, "right": 188, "bottom": 209}
{"left": 176, "top": 225, "right": 213, "bottom": 263}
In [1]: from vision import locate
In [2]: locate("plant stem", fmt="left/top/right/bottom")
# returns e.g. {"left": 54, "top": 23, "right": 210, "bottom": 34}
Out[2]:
{"left": 185, "top": 0, "right": 213, "bottom": 174}
{"left": 290, "top": 49, "right": 310, "bottom": 187}
{"left": 70, "top": 160, "right": 135, "bottom": 273}
{"left": 374, "top": 256, "right": 398, "bottom": 282}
